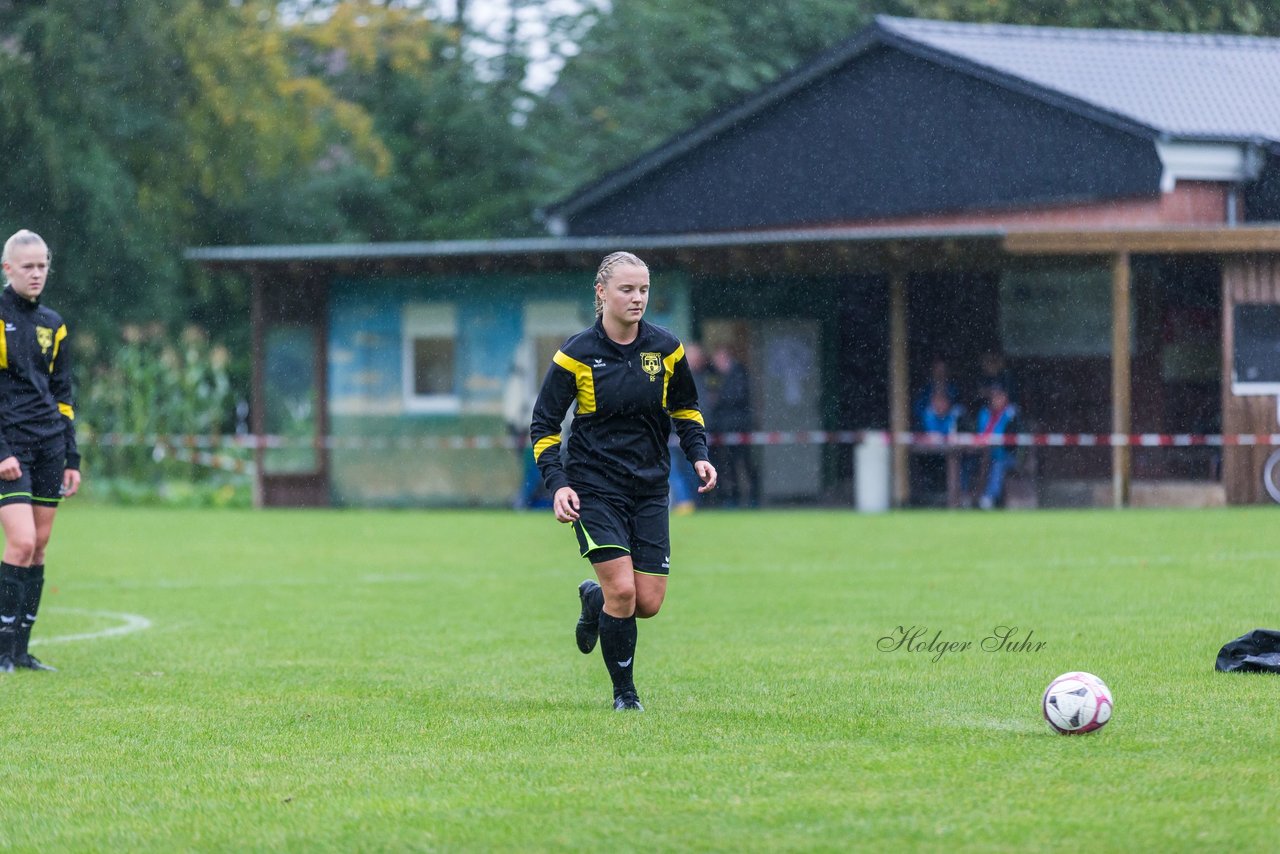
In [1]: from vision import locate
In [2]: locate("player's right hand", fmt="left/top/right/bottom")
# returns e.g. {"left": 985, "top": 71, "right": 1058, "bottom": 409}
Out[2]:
{"left": 553, "top": 486, "right": 580, "bottom": 523}
{"left": 0, "top": 456, "right": 19, "bottom": 481}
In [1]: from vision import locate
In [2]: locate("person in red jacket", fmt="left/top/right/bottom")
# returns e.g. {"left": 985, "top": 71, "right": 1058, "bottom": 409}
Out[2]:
{"left": 0, "top": 230, "right": 81, "bottom": 672}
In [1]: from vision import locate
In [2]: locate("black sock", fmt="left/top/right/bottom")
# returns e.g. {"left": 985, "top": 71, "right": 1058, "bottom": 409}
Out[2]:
{"left": 597, "top": 610, "right": 637, "bottom": 698}
{"left": 0, "top": 561, "right": 24, "bottom": 658}
{"left": 14, "top": 563, "right": 43, "bottom": 659}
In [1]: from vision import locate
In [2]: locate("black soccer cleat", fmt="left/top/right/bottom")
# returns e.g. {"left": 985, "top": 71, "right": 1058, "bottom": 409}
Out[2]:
{"left": 13, "top": 653, "right": 56, "bottom": 671}
{"left": 613, "top": 691, "right": 644, "bottom": 712}
{"left": 0, "top": 653, "right": 13, "bottom": 673}
{"left": 576, "top": 579, "right": 602, "bottom": 654}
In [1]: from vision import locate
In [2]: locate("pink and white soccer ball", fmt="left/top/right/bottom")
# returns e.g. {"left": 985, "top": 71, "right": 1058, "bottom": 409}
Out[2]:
{"left": 1042, "top": 671, "right": 1113, "bottom": 734}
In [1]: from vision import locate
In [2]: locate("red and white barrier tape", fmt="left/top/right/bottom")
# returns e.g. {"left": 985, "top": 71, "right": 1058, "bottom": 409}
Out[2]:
{"left": 889, "top": 431, "right": 1280, "bottom": 448}
{"left": 706, "top": 431, "right": 1280, "bottom": 448}
{"left": 87, "top": 429, "right": 1279, "bottom": 479}
{"left": 164, "top": 447, "right": 254, "bottom": 475}
{"left": 88, "top": 430, "right": 1280, "bottom": 453}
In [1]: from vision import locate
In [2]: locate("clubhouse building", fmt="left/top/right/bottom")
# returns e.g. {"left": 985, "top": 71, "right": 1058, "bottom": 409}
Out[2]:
{"left": 189, "top": 16, "right": 1280, "bottom": 508}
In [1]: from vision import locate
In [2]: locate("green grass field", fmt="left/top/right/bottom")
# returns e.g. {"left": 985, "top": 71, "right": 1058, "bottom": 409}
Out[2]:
{"left": 2, "top": 505, "right": 1279, "bottom": 851}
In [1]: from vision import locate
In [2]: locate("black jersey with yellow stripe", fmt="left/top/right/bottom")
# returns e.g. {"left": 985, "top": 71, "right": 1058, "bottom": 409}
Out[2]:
{"left": 0, "top": 285, "right": 79, "bottom": 469}
{"left": 530, "top": 317, "right": 707, "bottom": 497}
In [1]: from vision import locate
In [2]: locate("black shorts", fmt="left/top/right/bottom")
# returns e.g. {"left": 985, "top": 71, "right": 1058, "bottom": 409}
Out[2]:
{"left": 0, "top": 434, "right": 67, "bottom": 508}
{"left": 572, "top": 490, "right": 671, "bottom": 576}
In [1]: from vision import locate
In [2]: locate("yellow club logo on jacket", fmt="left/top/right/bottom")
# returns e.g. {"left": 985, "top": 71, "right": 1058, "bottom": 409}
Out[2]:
{"left": 640, "top": 352, "right": 661, "bottom": 382}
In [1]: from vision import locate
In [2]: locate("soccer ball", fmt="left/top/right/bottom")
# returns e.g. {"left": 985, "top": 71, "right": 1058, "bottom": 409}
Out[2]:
{"left": 1042, "top": 671, "right": 1113, "bottom": 734}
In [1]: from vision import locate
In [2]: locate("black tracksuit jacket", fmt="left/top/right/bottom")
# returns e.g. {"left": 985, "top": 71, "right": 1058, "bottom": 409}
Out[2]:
{"left": 530, "top": 318, "right": 708, "bottom": 497}
{"left": 0, "top": 285, "right": 79, "bottom": 469}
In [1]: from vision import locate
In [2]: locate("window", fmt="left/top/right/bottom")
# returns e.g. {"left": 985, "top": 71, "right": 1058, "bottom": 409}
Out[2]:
{"left": 1000, "top": 267, "right": 1132, "bottom": 357}
{"left": 263, "top": 325, "right": 320, "bottom": 473}
{"left": 403, "top": 303, "right": 460, "bottom": 413}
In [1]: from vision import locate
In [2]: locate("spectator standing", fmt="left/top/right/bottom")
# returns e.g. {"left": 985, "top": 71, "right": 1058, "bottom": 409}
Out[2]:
{"left": 502, "top": 341, "right": 548, "bottom": 509}
{"left": 971, "top": 385, "right": 1019, "bottom": 510}
{"left": 708, "top": 345, "right": 758, "bottom": 508}
{"left": 669, "top": 341, "right": 708, "bottom": 515}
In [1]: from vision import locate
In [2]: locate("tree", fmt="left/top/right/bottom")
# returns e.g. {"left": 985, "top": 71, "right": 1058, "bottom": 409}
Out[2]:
{"left": 275, "top": 0, "right": 543, "bottom": 239}
{"left": 0, "top": 1, "right": 392, "bottom": 337}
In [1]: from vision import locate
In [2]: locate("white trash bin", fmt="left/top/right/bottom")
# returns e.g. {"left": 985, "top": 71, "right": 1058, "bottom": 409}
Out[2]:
{"left": 855, "top": 432, "right": 891, "bottom": 513}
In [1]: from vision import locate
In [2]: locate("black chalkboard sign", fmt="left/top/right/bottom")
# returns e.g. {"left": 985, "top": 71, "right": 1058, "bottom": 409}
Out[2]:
{"left": 1232, "top": 304, "right": 1280, "bottom": 395}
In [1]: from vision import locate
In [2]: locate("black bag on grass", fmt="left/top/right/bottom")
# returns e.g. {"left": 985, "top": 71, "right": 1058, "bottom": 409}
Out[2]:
{"left": 1215, "top": 629, "right": 1280, "bottom": 673}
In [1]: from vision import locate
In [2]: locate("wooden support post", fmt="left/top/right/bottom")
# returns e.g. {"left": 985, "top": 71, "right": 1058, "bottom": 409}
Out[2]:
{"left": 1111, "top": 252, "right": 1131, "bottom": 508}
{"left": 249, "top": 269, "right": 266, "bottom": 509}
{"left": 889, "top": 270, "right": 909, "bottom": 507}
{"left": 1221, "top": 255, "right": 1280, "bottom": 504}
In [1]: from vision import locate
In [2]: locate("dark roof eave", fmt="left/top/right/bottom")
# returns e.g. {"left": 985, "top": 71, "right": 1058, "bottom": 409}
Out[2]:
{"left": 184, "top": 225, "right": 1009, "bottom": 266}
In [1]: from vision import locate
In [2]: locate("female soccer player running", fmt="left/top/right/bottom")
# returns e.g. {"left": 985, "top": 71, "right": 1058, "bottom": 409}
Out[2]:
{"left": 530, "top": 252, "right": 716, "bottom": 711}
{"left": 0, "top": 230, "right": 81, "bottom": 672}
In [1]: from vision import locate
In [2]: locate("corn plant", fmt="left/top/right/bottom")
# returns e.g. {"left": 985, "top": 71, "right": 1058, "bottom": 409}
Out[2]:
{"left": 76, "top": 324, "right": 244, "bottom": 503}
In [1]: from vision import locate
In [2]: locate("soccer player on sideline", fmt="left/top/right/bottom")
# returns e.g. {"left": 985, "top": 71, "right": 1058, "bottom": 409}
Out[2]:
{"left": 0, "top": 230, "right": 81, "bottom": 672}
{"left": 530, "top": 251, "right": 716, "bottom": 711}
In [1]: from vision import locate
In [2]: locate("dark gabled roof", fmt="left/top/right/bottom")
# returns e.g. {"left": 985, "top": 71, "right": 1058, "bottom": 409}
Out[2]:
{"left": 878, "top": 16, "right": 1280, "bottom": 143}
{"left": 547, "top": 16, "right": 1280, "bottom": 223}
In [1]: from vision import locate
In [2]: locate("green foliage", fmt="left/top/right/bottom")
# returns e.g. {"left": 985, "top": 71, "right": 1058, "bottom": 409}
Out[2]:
{"left": 0, "top": 0, "right": 390, "bottom": 343}
{"left": 76, "top": 324, "right": 248, "bottom": 504}
{"left": 3, "top": 507, "right": 1280, "bottom": 847}
{"left": 277, "top": 0, "right": 541, "bottom": 239}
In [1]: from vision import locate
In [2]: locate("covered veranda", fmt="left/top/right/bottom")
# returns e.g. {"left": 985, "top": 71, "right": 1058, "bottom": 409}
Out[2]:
{"left": 188, "top": 223, "right": 1280, "bottom": 507}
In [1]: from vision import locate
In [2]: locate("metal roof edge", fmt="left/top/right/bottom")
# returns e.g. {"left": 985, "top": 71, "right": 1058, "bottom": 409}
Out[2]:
{"left": 185, "top": 225, "right": 1010, "bottom": 265}
{"left": 875, "top": 17, "right": 1280, "bottom": 146}
{"left": 184, "top": 236, "right": 617, "bottom": 263}
{"left": 871, "top": 22, "right": 1162, "bottom": 141}
{"left": 875, "top": 15, "right": 1280, "bottom": 49}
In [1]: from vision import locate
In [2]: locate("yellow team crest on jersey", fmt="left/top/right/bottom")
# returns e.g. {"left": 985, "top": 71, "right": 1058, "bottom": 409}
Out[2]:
{"left": 640, "top": 352, "right": 662, "bottom": 382}
{"left": 36, "top": 326, "right": 53, "bottom": 356}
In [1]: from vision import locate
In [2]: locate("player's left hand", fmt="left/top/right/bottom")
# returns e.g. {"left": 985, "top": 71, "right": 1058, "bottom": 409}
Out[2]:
{"left": 61, "top": 468, "right": 81, "bottom": 498}
{"left": 694, "top": 460, "right": 717, "bottom": 492}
